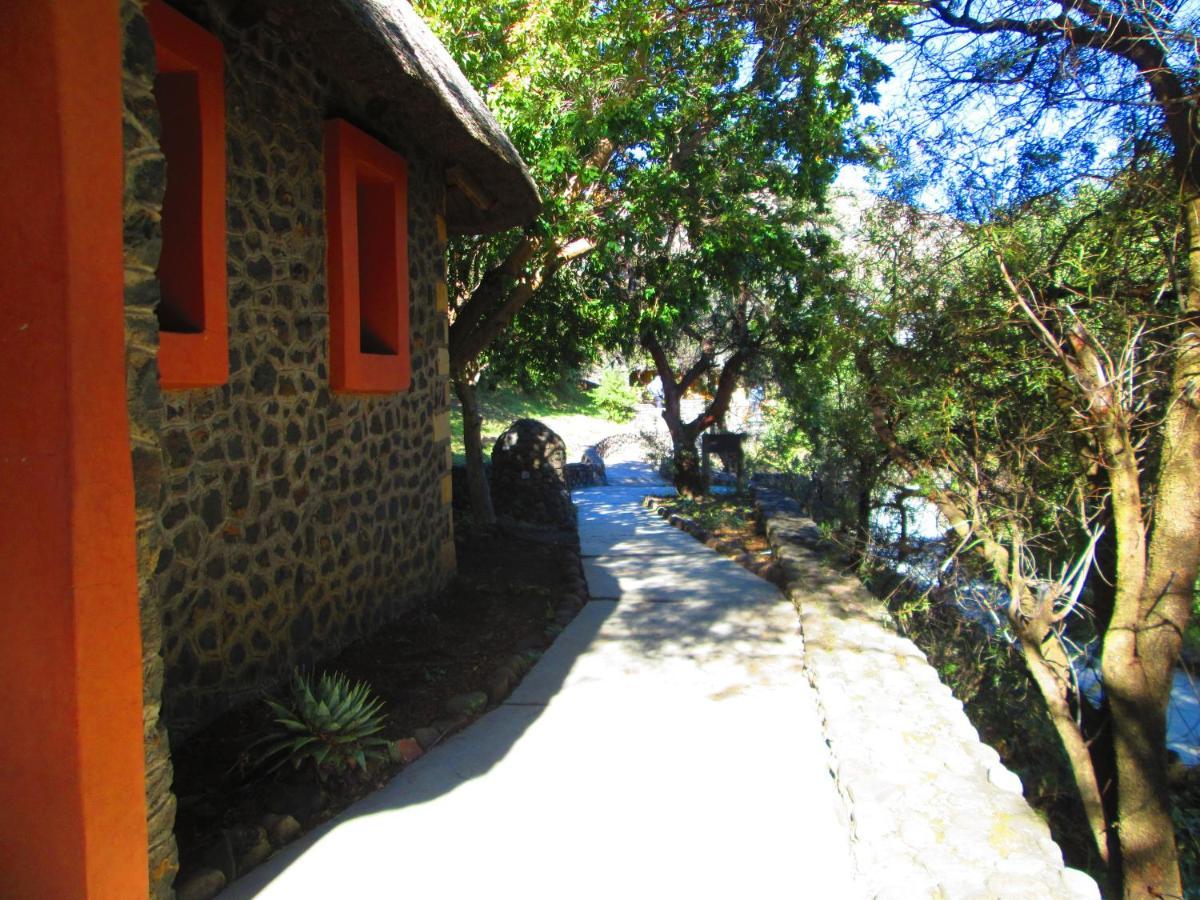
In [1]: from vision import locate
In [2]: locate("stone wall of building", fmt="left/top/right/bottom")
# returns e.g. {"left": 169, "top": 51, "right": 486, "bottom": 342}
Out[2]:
{"left": 123, "top": 0, "right": 456, "bottom": 758}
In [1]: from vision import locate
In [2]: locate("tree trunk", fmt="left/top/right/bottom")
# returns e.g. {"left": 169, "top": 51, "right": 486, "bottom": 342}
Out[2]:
{"left": 641, "top": 331, "right": 751, "bottom": 499}
{"left": 673, "top": 439, "right": 704, "bottom": 497}
{"left": 1103, "top": 659, "right": 1177, "bottom": 899}
{"left": 453, "top": 373, "right": 495, "bottom": 528}
{"left": 1013, "top": 618, "right": 1112, "bottom": 870}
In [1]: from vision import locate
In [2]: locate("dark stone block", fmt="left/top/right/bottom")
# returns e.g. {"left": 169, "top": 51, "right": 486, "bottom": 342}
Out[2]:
{"left": 163, "top": 429, "right": 193, "bottom": 468}
{"left": 197, "top": 660, "right": 223, "bottom": 687}
{"left": 230, "top": 470, "right": 250, "bottom": 512}
{"left": 246, "top": 255, "right": 273, "bottom": 282}
{"left": 289, "top": 607, "right": 314, "bottom": 646}
{"left": 252, "top": 361, "right": 278, "bottom": 393}
{"left": 131, "top": 445, "right": 164, "bottom": 508}
{"left": 200, "top": 491, "right": 224, "bottom": 531}
{"left": 248, "top": 575, "right": 268, "bottom": 600}
{"left": 197, "top": 625, "right": 218, "bottom": 652}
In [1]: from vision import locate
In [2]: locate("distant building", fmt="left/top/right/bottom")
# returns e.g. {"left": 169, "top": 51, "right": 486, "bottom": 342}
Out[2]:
{"left": 0, "top": 1, "right": 538, "bottom": 896}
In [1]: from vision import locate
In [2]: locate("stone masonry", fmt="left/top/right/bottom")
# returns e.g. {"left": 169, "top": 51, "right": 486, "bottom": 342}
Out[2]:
{"left": 754, "top": 490, "right": 1100, "bottom": 900}
{"left": 490, "top": 419, "right": 575, "bottom": 528}
{"left": 122, "top": 0, "right": 456, "bottom": 892}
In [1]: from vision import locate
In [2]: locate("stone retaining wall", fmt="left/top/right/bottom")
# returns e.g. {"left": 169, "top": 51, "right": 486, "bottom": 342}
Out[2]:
{"left": 754, "top": 490, "right": 1099, "bottom": 900}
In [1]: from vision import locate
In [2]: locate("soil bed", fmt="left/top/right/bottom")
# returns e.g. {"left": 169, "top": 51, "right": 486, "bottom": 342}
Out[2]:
{"left": 645, "top": 493, "right": 782, "bottom": 585}
{"left": 169, "top": 522, "right": 580, "bottom": 892}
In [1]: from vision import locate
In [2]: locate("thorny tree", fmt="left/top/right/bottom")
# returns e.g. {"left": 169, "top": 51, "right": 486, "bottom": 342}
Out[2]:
{"left": 853, "top": 177, "right": 1198, "bottom": 895}
{"left": 857, "top": 2, "right": 1200, "bottom": 894}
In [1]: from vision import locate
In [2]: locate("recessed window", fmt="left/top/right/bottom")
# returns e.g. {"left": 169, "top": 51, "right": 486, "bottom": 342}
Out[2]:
{"left": 325, "top": 119, "right": 411, "bottom": 393}
{"left": 147, "top": 0, "right": 228, "bottom": 389}
{"left": 356, "top": 178, "right": 399, "bottom": 355}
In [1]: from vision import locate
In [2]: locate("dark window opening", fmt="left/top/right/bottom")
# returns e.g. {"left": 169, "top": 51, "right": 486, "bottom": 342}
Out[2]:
{"left": 154, "top": 70, "right": 205, "bottom": 334}
{"left": 356, "top": 176, "right": 399, "bottom": 356}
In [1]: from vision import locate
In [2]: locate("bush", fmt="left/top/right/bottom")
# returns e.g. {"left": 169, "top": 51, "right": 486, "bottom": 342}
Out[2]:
{"left": 591, "top": 369, "right": 640, "bottom": 422}
{"left": 253, "top": 669, "right": 390, "bottom": 781}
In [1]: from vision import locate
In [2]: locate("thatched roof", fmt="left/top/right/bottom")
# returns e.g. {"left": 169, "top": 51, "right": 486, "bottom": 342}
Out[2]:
{"left": 273, "top": 0, "right": 540, "bottom": 234}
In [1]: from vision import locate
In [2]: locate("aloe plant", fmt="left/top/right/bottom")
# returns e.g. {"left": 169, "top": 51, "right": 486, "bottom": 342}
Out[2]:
{"left": 253, "top": 669, "right": 390, "bottom": 780}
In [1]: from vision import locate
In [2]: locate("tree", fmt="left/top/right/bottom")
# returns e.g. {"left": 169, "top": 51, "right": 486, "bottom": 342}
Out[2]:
{"left": 857, "top": 3, "right": 1200, "bottom": 892}
{"left": 610, "top": 194, "right": 838, "bottom": 496}
{"left": 416, "top": 0, "right": 902, "bottom": 519}
{"left": 843, "top": 171, "right": 1194, "bottom": 895}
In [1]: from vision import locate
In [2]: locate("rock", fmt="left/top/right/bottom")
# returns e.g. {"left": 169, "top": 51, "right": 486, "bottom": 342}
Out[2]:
{"left": 487, "top": 668, "right": 515, "bottom": 702}
{"left": 432, "top": 715, "right": 468, "bottom": 735}
{"left": 489, "top": 419, "right": 575, "bottom": 528}
{"left": 175, "top": 867, "right": 227, "bottom": 900}
{"left": 445, "top": 691, "right": 488, "bottom": 717}
{"left": 1060, "top": 868, "right": 1101, "bottom": 900}
{"left": 235, "top": 827, "right": 273, "bottom": 872}
{"left": 987, "top": 764, "right": 1025, "bottom": 795}
{"left": 199, "top": 833, "right": 236, "bottom": 884}
{"left": 390, "top": 737, "right": 423, "bottom": 764}
{"left": 414, "top": 726, "right": 443, "bottom": 750}
{"left": 261, "top": 813, "right": 302, "bottom": 847}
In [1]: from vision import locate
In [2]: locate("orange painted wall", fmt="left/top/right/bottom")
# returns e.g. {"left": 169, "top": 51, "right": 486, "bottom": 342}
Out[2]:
{"left": 325, "top": 119, "right": 413, "bottom": 393}
{"left": 147, "top": 0, "right": 229, "bottom": 390}
{"left": 0, "top": 2, "right": 149, "bottom": 897}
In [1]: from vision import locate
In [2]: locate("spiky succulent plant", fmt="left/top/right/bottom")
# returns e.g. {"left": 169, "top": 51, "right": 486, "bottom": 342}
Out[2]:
{"left": 254, "top": 669, "right": 390, "bottom": 780}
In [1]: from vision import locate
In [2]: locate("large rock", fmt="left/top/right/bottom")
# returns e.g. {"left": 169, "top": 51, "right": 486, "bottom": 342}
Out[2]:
{"left": 490, "top": 419, "right": 575, "bottom": 528}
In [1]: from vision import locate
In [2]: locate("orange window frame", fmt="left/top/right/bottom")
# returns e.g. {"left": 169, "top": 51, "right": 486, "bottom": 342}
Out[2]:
{"left": 146, "top": 0, "right": 228, "bottom": 389}
{"left": 324, "top": 119, "right": 412, "bottom": 394}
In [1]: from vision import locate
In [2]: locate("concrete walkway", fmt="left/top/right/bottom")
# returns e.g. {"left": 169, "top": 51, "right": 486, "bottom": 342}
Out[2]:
{"left": 225, "top": 484, "right": 860, "bottom": 898}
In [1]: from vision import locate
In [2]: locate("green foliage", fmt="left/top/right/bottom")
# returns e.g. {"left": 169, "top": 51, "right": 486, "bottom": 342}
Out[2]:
{"left": 746, "top": 398, "right": 810, "bottom": 475}
{"left": 1172, "top": 784, "right": 1200, "bottom": 899}
{"left": 448, "top": 378, "right": 604, "bottom": 462}
{"left": 591, "top": 369, "right": 639, "bottom": 422}
{"left": 253, "top": 670, "right": 390, "bottom": 781}
{"left": 418, "top": 0, "right": 903, "bottom": 387}
{"left": 655, "top": 494, "right": 755, "bottom": 535}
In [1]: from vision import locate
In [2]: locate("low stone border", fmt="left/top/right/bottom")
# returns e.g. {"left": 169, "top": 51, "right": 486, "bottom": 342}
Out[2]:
{"left": 176, "top": 539, "right": 590, "bottom": 900}
{"left": 754, "top": 489, "right": 1099, "bottom": 900}
{"left": 642, "top": 495, "right": 784, "bottom": 586}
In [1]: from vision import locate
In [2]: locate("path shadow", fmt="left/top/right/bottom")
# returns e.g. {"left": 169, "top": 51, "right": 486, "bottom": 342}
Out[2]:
{"left": 222, "top": 596, "right": 616, "bottom": 898}
{"left": 222, "top": 487, "right": 801, "bottom": 897}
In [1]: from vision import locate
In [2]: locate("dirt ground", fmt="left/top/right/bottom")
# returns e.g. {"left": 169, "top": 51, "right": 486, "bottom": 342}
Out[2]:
{"left": 169, "top": 523, "right": 576, "bottom": 882}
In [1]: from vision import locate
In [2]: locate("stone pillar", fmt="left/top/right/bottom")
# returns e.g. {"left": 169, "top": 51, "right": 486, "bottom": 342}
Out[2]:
{"left": 122, "top": 1, "right": 180, "bottom": 895}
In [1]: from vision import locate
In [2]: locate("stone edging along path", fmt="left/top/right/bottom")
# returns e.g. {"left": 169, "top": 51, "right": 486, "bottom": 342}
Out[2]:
{"left": 653, "top": 490, "right": 1100, "bottom": 900}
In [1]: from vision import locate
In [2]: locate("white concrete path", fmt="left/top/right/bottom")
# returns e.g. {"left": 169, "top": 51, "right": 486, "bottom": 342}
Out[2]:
{"left": 224, "top": 484, "right": 861, "bottom": 899}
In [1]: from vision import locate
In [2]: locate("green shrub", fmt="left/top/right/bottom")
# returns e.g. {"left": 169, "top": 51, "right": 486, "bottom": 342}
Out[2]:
{"left": 253, "top": 669, "right": 390, "bottom": 781}
{"left": 591, "top": 370, "right": 640, "bottom": 422}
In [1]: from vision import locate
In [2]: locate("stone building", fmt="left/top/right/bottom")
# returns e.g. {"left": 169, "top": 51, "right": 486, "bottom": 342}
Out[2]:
{"left": 0, "top": 1, "right": 537, "bottom": 897}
